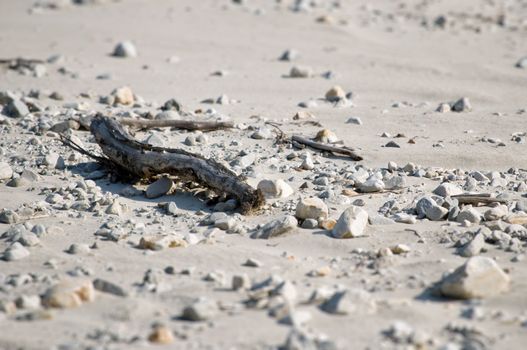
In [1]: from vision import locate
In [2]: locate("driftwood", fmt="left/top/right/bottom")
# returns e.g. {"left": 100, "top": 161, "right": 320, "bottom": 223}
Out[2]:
{"left": 85, "top": 115, "right": 263, "bottom": 214}
{"left": 120, "top": 118, "right": 234, "bottom": 131}
{"left": 452, "top": 194, "right": 508, "bottom": 206}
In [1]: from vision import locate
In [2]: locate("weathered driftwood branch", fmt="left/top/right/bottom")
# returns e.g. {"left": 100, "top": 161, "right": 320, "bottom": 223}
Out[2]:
{"left": 452, "top": 194, "right": 508, "bottom": 205}
{"left": 119, "top": 118, "right": 234, "bottom": 131}
{"left": 291, "top": 135, "right": 363, "bottom": 161}
{"left": 89, "top": 115, "right": 264, "bottom": 214}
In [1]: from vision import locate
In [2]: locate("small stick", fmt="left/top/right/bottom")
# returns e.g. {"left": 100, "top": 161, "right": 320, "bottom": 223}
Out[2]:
{"left": 451, "top": 194, "right": 508, "bottom": 205}
{"left": 119, "top": 118, "right": 234, "bottom": 131}
{"left": 291, "top": 135, "right": 363, "bottom": 161}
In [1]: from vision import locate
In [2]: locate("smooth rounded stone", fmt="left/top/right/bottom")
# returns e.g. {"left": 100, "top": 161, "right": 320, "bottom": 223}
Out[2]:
{"left": 295, "top": 197, "right": 328, "bottom": 220}
{"left": 93, "top": 278, "right": 128, "bottom": 297}
{"left": 300, "top": 156, "right": 315, "bottom": 170}
{"left": 416, "top": 196, "right": 436, "bottom": 218}
{"left": 456, "top": 207, "right": 481, "bottom": 224}
{"left": 314, "top": 129, "right": 339, "bottom": 143}
{"left": 436, "top": 103, "right": 451, "bottom": 113}
{"left": 113, "top": 41, "right": 137, "bottom": 58}
{"left": 426, "top": 204, "right": 449, "bottom": 221}
{"left": 257, "top": 179, "right": 294, "bottom": 199}
{"left": 358, "top": 177, "right": 385, "bottom": 193}
{"left": 42, "top": 278, "right": 95, "bottom": 308}
{"left": 148, "top": 326, "right": 174, "bottom": 344}
{"left": 0, "top": 209, "right": 20, "bottom": 224}
{"left": 433, "top": 183, "right": 464, "bottom": 197}
{"left": 214, "top": 217, "right": 237, "bottom": 231}
{"left": 332, "top": 206, "right": 368, "bottom": 238}
{"left": 440, "top": 257, "right": 510, "bottom": 299}
{"left": 6, "top": 176, "right": 30, "bottom": 188}
{"left": 279, "top": 49, "right": 299, "bottom": 61}
{"left": 516, "top": 57, "right": 527, "bottom": 69}
{"left": 301, "top": 218, "right": 318, "bottom": 229}
{"left": 320, "top": 289, "right": 376, "bottom": 315}
{"left": 232, "top": 274, "right": 251, "bottom": 290}
{"left": 393, "top": 213, "right": 417, "bottom": 224}
{"left": 289, "top": 65, "right": 313, "bottom": 78}
{"left": 43, "top": 153, "right": 65, "bottom": 169}
{"left": 459, "top": 233, "right": 485, "bottom": 257}
{"left": 0, "top": 162, "right": 13, "bottom": 180}
{"left": 484, "top": 205, "right": 508, "bottom": 221}
{"left": 325, "top": 85, "right": 346, "bottom": 102}
{"left": 66, "top": 243, "right": 90, "bottom": 255}
{"left": 346, "top": 116, "right": 362, "bottom": 125}
{"left": 111, "top": 86, "right": 134, "bottom": 105}
{"left": 252, "top": 215, "right": 298, "bottom": 239}
{"left": 452, "top": 97, "right": 472, "bottom": 112}
{"left": 2, "top": 242, "right": 30, "bottom": 261}
{"left": 15, "top": 295, "right": 41, "bottom": 310}
{"left": 181, "top": 297, "right": 218, "bottom": 321}
{"left": 146, "top": 177, "right": 173, "bottom": 199}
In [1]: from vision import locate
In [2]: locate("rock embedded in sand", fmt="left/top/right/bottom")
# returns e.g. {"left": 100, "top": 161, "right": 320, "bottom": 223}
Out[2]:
{"left": 252, "top": 215, "right": 297, "bottom": 239}
{"left": 452, "top": 97, "right": 472, "bottom": 112}
{"left": 515, "top": 57, "right": 527, "bottom": 69}
{"left": 181, "top": 297, "right": 218, "bottom": 321}
{"left": 436, "top": 103, "right": 451, "bottom": 113}
{"left": 0, "top": 209, "right": 20, "bottom": 224}
{"left": 459, "top": 233, "right": 485, "bottom": 257}
{"left": 113, "top": 41, "right": 137, "bottom": 58}
{"left": 146, "top": 177, "right": 173, "bottom": 199}
{"left": 148, "top": 326, "right": 174, "bottom": 344}
{"left": 232, "top": 274, "right": 251, "bottom": 290}
{"left": 320, "top": 289, "right": 376, "bottom": 315}
{"left": 257, "top": 179, "right": 294, "bottom": 199}
{"left": 111, "top": 86, "right": 134, "bottom": 105}
{"left": 4, "top": 99, "right": 29, "bottom": 118}
{"left": 279, "top": 49, "right": 299, "bottom": 61}
{"left": 358, "top": 177, "right": 385, "bottom": 193}
{"left": 0, "top": 162, "right": 13, "bottom": 180}
{"left": 2, "top": 242, "right": 30, "bottom": 261}
{"left": 456, "top": 207, "right": 481, "bottom": 224}
{"left": 42, "top": 278, "right": 95, "bottom": 308}
{"left": 426, "top": 204, "right": 448, "bottom": 221}
{"left": 289, "top": 65, "right": 313, "bottom": 78}
{"left": 440, "top": 257, "right": 510, "bottom": 299}
{"left": 325, "top": 85, "right": 346, "bottom": 102}
{"left": 332, "top": 206, "right": 368, "bottom": 238}
{"left": 93, "top": 278, "right": 128, "bottom": 297}
{"left": 295, "top": 197, "right": 328, "bottom": 220}
{"left": 433, "top": 183, "right": 463, "bottom": 197}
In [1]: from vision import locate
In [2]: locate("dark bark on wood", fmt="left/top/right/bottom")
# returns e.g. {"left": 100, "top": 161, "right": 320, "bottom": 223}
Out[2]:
{"left": 119, "top": 118, "right": 234, "bottom": 131}
{"left": 291, "top": 135, "right": 363, "bottom": 161}
{"left": 89, "top": 115, "right": 264, "bottom": 214}
{"left": 451, "top": 194, "right": 508, "bottom": 205}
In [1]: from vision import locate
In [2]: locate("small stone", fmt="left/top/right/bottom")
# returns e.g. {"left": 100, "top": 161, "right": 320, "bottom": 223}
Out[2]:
{"left": 484, "top": 205, "right": 508, "bottom": 221}
{"left": 279, "top": 49, "right": 299, "bottom": 61}
{"left": 15, "top": 295, "right": 41, "bottom": 310}
{"left": 358, "top": 177, "right": 385, "bottom": 193}
{"left": 4, "top": 99, "right": 29, "bottom": 118}
{"left": 148, "top": 326, "right": 174, "bottom": 344}
{"left": 459, "top": 233, "right": 485, "bottom": 257}
{"left": 318, "top": 218, "right": 337, "bottom": 230}
{"left": 456, "top": 207, "right": 481, "bottom": 224}
{"left": 42, "top": 278, "right": 95, "bottom": 308}
{"left": 314, "top": 129, "right": 339, "bottom": 143}
{"left": 320, "top": 289, "right": 376, "bottom": 315}
{"left": 166, "top": 202, "right": 178, "bottom": 216}
{"left": 384, "top": 141, "right": 400, "bottom": 148}
{"left": 516, "top": 57, "right": 527, "bottom": 69}
{"left": 232, "top": 274, "right": 251, "bottom": 290}
{"left": 325, "top": 85, "right": 346, "bottom": 102}
{"left": 300, "top": 156, "right": 315, "bottom": 170}
{"left": 252, "top": 215, "right": 298, "bottom": 239}
{"left": 346, "top": 116, "right": 362, "bottom": 125}
{"left": 214, "top": 217, "right": 236, "bottom": 231}
{"left": 301, "top": 218, "right": 318, "bottom": 229}
{"left": 0, "top": 162, "right": 13, "bottom": 180}
{"left": 66, "top": 243, "right": 90, "bottom": 255}
{"left": 393, "top": 213, "right": 417, "bottom": 224}
{"left": 93, "top": 278, "right": 128, "bottom": 297}
{"left": 43, "top": 153, "right": 65, "bottom": 169}
{"left": 181, "top": 297, "right": 218, "bottom": 321}
{"left": 332, "top": 206, "right": 368, "bottom": 238}
{"left": 433, "top": 183, "right": 464, "bottom": 197}
{"left": 257, "top": 179, "right": 294, "bottom": 199}
{"left": 0, "top": 209, "right": 20, "bottom": 224}
{"left": 295, "top": 197, "right": 328, "bottom": 220}
{"left": 452, "top": 97, "right": 472, "bottom": 112}
{"left": 146, "top": 177, "right": 173, "bottom": 198}
{"left": 243, "top": 258, "right": 263, "bottom": 267}
{"left": 391, "top": 244, "right": 411, "bottom": 254}
{"left": 251, "top": 128, "right": 273, "bottom": 140}
{"left": 289, "top": 65, "right": 313, "bottom": 78}
{"left": 292, "top": 111, "right": 315, "bottom": 120}
{"left": 436, "top": 103, "right": 451, "bottom": 113}
{"left": 112, "top": 86, "right": 134, "bottom": 105}
{"left": 426, "top": 204, "right": 448, "bottom": 221}
{"left": 440, "top": 257, "right": 510, "bottom": 299}
{"left": 2, "top": 242, "right": 30, "bottom": 261}
{"left": 113, "top": 41, "right": 137, "bottom": 58}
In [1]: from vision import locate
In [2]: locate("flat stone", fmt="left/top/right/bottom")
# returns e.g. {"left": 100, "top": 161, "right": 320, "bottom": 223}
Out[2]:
{"left": 456, "top": 207, "right": 481, "bottom": 224}
{"left": 320, "top": 289, "right": 376, "bottom": 315}
{"left": 146, "top": 177, "right": 173, "bottom": 198}
{"left": 0, "top": 209, "right": 20, "bottom": 224}
{"left": 426, "top": 204, "right": 448, "bottom": 221}
{"left": 440, "top": 257, "right": 510, "bottom": 299}
{"left": 93, "top": 278, "right": 128, "bottom": 297}
{"left": 433, "top": 183, "right": 463, "bottom": 197}
{"left": 42, "top": 278, "right": 95, "bottom": 308}
{"left": 295, "top": 197, "right": 328, "bottom": 220}
{"left": 252, "top": 215, "right": 297, "bottom": 239}
{"left": 332, "top": 206, "right": 369, "bottom": 238}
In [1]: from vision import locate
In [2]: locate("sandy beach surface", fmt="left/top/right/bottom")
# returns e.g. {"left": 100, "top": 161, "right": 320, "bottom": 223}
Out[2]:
{"left": 1, "top": 0, "right": 527, "bottom": 349}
